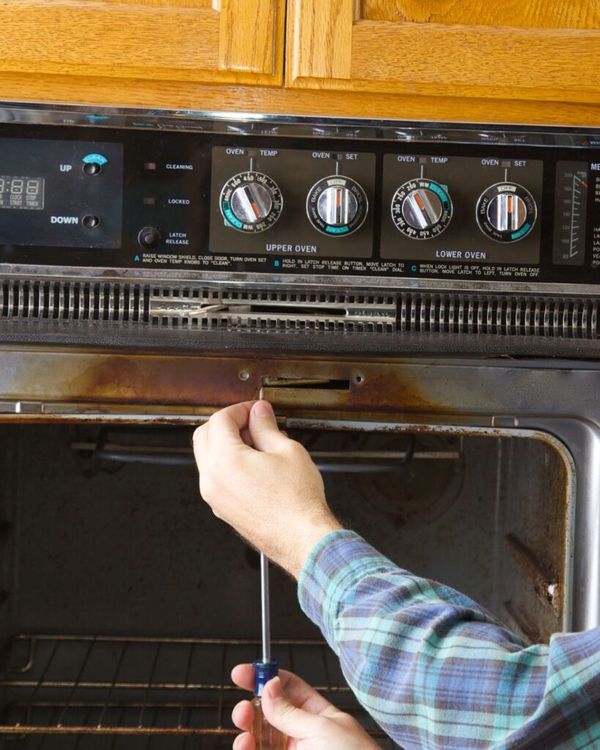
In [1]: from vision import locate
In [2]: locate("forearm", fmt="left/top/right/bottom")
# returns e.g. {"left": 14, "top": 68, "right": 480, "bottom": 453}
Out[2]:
{"left": 275, "top": 513, "right": 342, "bottom": 580}
{"left": 298, "top": 531, "right": 600, "bottom": 750}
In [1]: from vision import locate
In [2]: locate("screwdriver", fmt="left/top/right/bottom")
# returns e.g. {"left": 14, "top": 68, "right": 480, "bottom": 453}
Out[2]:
{"left": 252, "top": 392, "right": 287, "bottom": 750}
{"left": 252, "top": 554, "right": 286, "bottom": 749}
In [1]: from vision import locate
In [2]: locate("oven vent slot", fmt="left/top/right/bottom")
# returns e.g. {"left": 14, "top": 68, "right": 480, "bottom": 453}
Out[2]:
{"left": 149, "top": 286, "right": 397, "bottom": 333}
{"left": 399, "top": 294, "right": 600, "bottom": 338}
{"left": 2, "top": 280, "right": 598, "bottom": 340}
{"left": 0, "top": 280, "right": 150, "bottom": 324}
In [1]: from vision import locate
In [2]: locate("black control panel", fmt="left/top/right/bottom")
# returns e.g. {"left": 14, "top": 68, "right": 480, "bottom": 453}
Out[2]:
{"left": 2, "top": 117, "right": 600, "bottom": 287}
{"left": 0, "top": 138, "right": 123, "bottom": 248}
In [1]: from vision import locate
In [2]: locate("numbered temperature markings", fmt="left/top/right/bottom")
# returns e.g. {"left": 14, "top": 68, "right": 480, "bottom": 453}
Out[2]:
{"left": 219, "top": 171, "right": 283, "bottom": 234}
{"left": 391, "top": 178, "right": 453, "bottom": 240}
{"left": 553, "top": 162, "right": 589, "bottom": 266}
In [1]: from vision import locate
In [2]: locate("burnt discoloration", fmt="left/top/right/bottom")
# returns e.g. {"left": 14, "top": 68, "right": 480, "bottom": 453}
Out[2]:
{"left": 0, "top": 350, "right": 437, "bottom": 419}
{"left": 506, "top": 534, "right": 560, "bottom": 613}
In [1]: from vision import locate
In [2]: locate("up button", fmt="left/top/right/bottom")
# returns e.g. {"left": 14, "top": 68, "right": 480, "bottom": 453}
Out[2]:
{"left": 82, "top": 152, "right": 108, "bottom": 175}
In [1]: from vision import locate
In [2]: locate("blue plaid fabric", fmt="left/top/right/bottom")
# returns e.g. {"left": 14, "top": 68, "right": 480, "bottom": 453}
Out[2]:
{"left": 297, "top": 530, "right": 600, "bottom": 749}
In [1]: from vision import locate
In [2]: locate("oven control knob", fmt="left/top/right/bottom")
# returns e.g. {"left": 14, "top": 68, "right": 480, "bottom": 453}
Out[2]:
{"left": 391, "top": 179, "right": 452, "bottom": 239}
{"left": 306, "top": 175, "right": 368, "bottom": 236}
{"left": 220, "top": 171, "right": 283, "bottom": 233}
{"left": 476, "top": 182, "right": 537, "bottom": 242}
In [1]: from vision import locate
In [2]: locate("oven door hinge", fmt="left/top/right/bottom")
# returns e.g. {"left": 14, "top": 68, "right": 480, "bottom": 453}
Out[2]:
{"left": 0, "top": 400, "right": 46, "bottom": 415}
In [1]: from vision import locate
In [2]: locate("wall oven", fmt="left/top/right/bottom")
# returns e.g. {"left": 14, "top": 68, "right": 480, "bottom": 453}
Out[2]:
{"left": 0, "top": 104, "right": 599, "bottom": 748}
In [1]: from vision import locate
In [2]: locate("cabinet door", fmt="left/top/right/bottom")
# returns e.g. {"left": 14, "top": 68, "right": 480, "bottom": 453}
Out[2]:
{"left": 286, "top": 0, "right": 600, "bottom": 106}
{"left": 0, "top": 0, "right": 284, "bottom": 86}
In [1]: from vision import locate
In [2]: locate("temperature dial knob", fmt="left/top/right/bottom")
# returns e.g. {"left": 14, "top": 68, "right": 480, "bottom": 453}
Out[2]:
{"left": 476, "top": 182, "right": 537, "bottom": 242}
{"left": 391, "top": 179, "right": 452, "bottom": 239}
{"left": 306, "top": 175, "right": 368, "bottom": 236}
{"left": 220, "top": 171, "right": 283, "bottom": 233}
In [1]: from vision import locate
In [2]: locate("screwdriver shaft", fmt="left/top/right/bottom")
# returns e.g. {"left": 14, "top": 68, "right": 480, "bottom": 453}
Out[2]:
{"left": 258, "top": 387, "right": 271, "bottom": 666}
{"left": 253, "top": 394, "right": 286, "bottom": 749}
{"left": 260, "top": 551, "right": 271, "bottom": 664}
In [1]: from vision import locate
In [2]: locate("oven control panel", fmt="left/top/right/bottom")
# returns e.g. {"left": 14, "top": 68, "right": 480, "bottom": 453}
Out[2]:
{"left": 211, "top": 148, "right": 544, "bottom": 270}
{"left": 0, "top": 138, "right": 123, "bottom": 248}
{"left": 1, "top": 119, "right": 600, "bottom": 287}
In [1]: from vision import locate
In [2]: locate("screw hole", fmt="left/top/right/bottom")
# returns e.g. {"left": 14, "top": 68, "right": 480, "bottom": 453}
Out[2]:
{"left": 354, "top": 374, "right": 364, "bottom": 385}
{"left": 239, "top": 370, "right": 251, "bottom": 381}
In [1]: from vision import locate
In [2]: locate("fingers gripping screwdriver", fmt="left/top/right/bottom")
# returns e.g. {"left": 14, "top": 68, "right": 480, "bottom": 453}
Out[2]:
{"left": 252, "top": 553, "right": 286, "bottom": 749}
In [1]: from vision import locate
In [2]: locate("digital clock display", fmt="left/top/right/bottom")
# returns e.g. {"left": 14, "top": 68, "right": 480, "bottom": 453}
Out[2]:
{"left": 0, "top": 175, "right": 45, "bottom": 210}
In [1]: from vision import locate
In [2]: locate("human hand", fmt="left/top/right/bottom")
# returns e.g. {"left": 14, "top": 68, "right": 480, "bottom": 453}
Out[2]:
{"left": 193, "top": 400, "right": 341, "bottom": 577}
{"left": 231, "top": 664, "right": 381, "bottom": 750}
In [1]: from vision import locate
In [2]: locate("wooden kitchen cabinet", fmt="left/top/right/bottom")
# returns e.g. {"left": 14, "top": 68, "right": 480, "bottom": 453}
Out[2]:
{"left": 0, "top": 0, "right": 599, "bottom": 125}
{"left": 286, "top": 0, "right": 600, "bottom": 106}
{"left": 0, "top": 0, "right": 285, "bottom": 86}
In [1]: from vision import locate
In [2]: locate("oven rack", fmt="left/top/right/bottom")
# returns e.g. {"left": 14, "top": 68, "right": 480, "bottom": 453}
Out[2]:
{"left": 0, "top": 634, "right": 393, "bottom": 748}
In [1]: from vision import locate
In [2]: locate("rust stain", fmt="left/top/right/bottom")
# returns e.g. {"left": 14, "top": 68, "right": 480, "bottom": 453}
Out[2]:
{"left": 506, "top": 534, "right": 560, "bottom": 613}
{"left": 2, "top": 350, "right": 439, "bottom": 420}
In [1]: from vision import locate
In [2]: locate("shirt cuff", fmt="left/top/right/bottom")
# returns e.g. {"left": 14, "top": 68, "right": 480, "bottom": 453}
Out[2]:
{"left": 297, "top": 529, "right": 395, "bottom": 651}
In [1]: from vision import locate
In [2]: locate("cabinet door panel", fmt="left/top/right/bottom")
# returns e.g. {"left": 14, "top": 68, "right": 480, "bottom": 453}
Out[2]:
{"left": 287, "top": 0, "right": 600, "bottom": 105}
{"left": 0, "top": 0, "right": 284, "bottom": 86}
{"left": 359, "top": 0, "right": 600, "bottom": 29}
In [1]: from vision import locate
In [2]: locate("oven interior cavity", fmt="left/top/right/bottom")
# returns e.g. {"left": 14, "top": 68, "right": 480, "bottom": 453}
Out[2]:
{"left": 0, "top": 423, "right": 569, "bottom": 748}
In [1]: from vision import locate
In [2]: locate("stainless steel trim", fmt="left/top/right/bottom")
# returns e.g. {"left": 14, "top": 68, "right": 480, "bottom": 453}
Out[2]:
{"left": 1, "top": 264, "right": 600, "bottom": 296}
{"left": 2, "top": 102, "right": 600, "bottom": 139}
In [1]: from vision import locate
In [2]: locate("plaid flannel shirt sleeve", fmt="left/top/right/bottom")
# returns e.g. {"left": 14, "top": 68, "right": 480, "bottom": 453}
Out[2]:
{"left": 297, "top": 530, "right": 600, "bottom": 750}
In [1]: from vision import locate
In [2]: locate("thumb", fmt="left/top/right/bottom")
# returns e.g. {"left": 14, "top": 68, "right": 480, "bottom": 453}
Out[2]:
{"left": 261, "top": 677, "right": 325, "bottom": 739}
{"left": 249, "top": 401, "right": 289, "bottom": 453}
